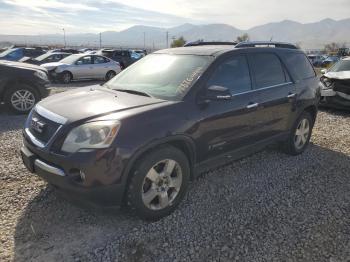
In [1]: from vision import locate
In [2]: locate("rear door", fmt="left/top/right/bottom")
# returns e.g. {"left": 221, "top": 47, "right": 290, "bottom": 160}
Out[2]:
{"left": 247, "top": 51, "right": 297, "bottom": 138}
{"left": 92, "top": 55, "right": 109, "bottom": 78}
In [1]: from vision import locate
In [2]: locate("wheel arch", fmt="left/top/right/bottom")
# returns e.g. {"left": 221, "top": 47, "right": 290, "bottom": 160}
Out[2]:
{"left": 120, "top": 135, "right": 197, "bottom": 204}
{"left": 303, "top": 104, "right": 318, "bottom": 123}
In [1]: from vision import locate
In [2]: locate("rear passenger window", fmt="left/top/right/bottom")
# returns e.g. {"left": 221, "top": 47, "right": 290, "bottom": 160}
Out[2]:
{"left": 208, "top": 55, "right": 252, "bottom": 95}
{"left": 250, "top": 53, "right": 287, "bottom": 89}
{"left": 283, "top": 53, "right": 316, "bottom": 80}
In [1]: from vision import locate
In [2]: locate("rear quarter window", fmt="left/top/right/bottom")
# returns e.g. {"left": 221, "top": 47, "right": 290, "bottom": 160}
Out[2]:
{"left": 282, "top": 53, "right": 316, "bottom": 81}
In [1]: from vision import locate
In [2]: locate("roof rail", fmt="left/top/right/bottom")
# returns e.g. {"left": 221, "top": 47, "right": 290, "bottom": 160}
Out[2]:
{"left": 184, "top": 41, "right": 237, "bottom": 47}
{"left": 235, "top": 41, "right": 299, "bottom": 49}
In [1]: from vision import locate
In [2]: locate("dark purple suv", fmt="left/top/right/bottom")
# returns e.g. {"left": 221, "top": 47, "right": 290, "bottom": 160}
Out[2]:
{"left": 21, "top": 42, "right": 320, "bottom": 220}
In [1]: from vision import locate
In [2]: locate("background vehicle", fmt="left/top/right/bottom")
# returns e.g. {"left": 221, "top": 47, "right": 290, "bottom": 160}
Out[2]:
{"left": 0, "top": 61, "right": 49, "bottom": 113}
{"left": 19, "top": 52, "right": 71, "bottom": 65}
{"left": 308, "top": 54, "right": 326, "bottom": 67}
{"left": 321, "top": 56, "right": 340, "bottom": 68}
{"left": 319, "top": 57, "right": 350, "bottom": 109}
{"left": 0, "top": 47, "right": 45, "bottom": 61}
{"left": 41, "top": 54, "right": 122, "bottom": 83}
{"left": 97, "top": 49, "right": 142, "bottom": 69}
{"left": 48, "top": 48, "right": 80, "bottom": 54}
{"left": 21, "top": 42, "right": 319, "bottom": 220}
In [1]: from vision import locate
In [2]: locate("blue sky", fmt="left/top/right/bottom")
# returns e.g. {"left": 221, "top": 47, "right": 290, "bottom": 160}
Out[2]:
{"left": 0, "top": 0, "right": 349, "bottom": 35}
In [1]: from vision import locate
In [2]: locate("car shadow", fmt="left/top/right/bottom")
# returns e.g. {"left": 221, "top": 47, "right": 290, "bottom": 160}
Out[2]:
{"left": 13, "top": 143, "right": 350, "bottom": 261}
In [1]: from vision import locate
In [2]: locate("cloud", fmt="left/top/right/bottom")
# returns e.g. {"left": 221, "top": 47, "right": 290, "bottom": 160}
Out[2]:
{"left": 0, "top": 0, "right": 349, "bottom": 34}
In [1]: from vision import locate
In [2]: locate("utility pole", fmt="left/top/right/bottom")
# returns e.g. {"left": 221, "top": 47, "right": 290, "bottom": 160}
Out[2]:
{"left": 143, "top": 32, "right": 146, "bottom": 49}
{"left": 62, "top": 28, "right": 66, "bottom": 48}
{"left": 166, "top": 31, "right": 169, "bottom": 48}
{"left": 99, "top": 32, "right": 102, "bottom": 49}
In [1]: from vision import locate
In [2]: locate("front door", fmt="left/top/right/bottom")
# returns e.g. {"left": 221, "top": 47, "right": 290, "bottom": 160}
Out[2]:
{"left": 72, "top": 55, "right": 93, "bottom": 79}
{"left": 193, "top": 54, "right": 263, "bottom": 163}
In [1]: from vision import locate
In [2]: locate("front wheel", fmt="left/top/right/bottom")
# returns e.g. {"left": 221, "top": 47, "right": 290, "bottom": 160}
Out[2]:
{"left": 126, "top": 146, "right": 190, "bottom": 220}
{"left": 4, "top": 85, "right": 39, "bottom": 114}
{"left": 283, "top": 111, "right": 314, "bottom": 155}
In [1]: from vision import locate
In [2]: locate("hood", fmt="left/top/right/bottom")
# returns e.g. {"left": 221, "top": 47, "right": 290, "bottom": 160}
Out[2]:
{"left": 0, "top": 60, "right": 47, "bottom": 73}
{"left": 37, "top": 85, "right": 168, "bottom": 123}
{"left": 324, "top": 71, "right": 350, "bottom": 80}
{"left": 41, "top": 62, "right": 66, "bottom": 70}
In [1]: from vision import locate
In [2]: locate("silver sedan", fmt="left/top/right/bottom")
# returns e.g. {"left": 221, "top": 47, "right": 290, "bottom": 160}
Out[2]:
{"left": 41, "top": 54, "right": 122, "bottom": 84}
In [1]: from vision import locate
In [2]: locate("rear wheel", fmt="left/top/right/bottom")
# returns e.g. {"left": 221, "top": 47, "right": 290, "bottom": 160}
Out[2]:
{"left": 127, "top": 146, "right": 190, "bottom": 220}
{"left": 105, "top": 70, "right": 116, "bottom": 81}
{"left": 4, "top": 84, "right": 39, "bottom": 114}
{"left": 60, "top": 71, "right": 72, "bottom": 84}
{"left": 283, "top": 111, "right": 314, "bottom": 155}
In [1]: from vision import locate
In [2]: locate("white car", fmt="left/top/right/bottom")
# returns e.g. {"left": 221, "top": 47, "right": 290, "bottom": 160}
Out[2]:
{"left": 41, "top": 54, "right": 122, "bottom": 84}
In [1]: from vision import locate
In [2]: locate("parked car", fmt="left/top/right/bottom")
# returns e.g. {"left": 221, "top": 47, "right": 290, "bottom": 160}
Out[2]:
{"left": 307, "top": 54, "right": 326, "bottom": 67}
{"left": 19, "top": 52, "right": 71, "bottom": 65}
{"left": 41, "top": 54, "right": 122, "bottom": 83}
{"left": 97, "top": 49, "right": 142, "bottom": 69}
{"left": 49, "top": 48, "right": 80, "bottom": 54}
{"left": 319, "top": 57, "right": 350, "bottom": 109}
{"left": 0, "top": 61, "right": 50, "bottom": 113}
{"left": 321, "top": 56, "right": 340, "bottom": 68}
{"left": 0, "top": 47, "right": 45, "bottom": 61}
{"left": 21, "top": 42, "right": 319, "bottom": 220}
{"left": 132, "top": 49, "right": 147, "bottom": 57}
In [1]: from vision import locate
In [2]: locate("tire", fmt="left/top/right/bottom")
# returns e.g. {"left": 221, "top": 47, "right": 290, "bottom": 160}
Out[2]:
{"left": 126, "top": 146, "right": 190, "bottom": 220}
{"left": 105, "top": 70, "right": 116, "bottom": 81}
{"left": 283, "top": 111, "right": 314, "bottom": 155}
{"left": 4, "top": 84, "right": 40, "bottom": 114}
{"left": 60, "top": 71, "right": 72, "bottom": 84}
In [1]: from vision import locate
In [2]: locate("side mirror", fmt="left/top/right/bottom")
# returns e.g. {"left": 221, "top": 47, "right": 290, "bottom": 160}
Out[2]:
{"left": 204, "top": 85, "right": 232, "bottom": 101}
{"left": 76, "top": 60, "right": 83, "bottom": 65}
{"left": 320, "top": 69, "right": 327, "bottom": 75}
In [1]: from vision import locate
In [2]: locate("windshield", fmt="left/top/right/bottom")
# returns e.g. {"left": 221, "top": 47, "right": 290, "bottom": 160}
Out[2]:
{"left": 105, "top": 54, "right": 211, "bottom": 101}
{"left": 0, "top": 48, "right": 17, "bottom": 57}
{"left": 329, "top": 60, "right": 350, "bottom": 72}
{"left": 35, "top": 53, "right": 51, "bottom": 61}
{"left": 59, "top": 54, "right": 80, "bottom": 64}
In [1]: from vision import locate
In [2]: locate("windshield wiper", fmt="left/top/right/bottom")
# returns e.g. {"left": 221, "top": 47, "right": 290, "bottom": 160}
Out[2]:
{"left": 114, "top": 88, "right": 152, "bottom": 98}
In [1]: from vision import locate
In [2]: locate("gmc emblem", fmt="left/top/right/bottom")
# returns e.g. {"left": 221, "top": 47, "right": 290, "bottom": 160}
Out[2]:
{"left": 31, "top": 117, "right": 46, "bottom": 134}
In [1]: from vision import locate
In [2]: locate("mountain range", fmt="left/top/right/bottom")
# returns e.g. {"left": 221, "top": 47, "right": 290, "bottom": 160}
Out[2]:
{"left": 0, "top": 18, "right": 349, "bottom": 50}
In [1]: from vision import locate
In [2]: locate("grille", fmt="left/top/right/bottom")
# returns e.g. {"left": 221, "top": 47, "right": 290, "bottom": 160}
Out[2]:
{"left": 28, "top": 111, "right": 61, "bottom": 144}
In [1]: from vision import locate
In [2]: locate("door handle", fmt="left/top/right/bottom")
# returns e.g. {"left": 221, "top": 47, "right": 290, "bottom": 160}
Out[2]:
{"left": 287, "top": 93, "right": 296, "bottom": 99}
{"left": 246, "top": 103, "right": 259, "bottom": 109}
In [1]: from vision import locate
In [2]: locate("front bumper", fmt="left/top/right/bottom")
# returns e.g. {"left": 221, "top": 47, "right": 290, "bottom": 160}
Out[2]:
{"left": 20, "top": 141, "right": 127, "bottom": 208}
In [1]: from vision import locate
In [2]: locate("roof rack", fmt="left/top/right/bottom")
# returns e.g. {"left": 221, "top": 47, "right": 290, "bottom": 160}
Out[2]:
{"left": 184, "top": 41, "right": 237, "bottom": 47}
{"left": 235, "top": 41, "right": 298, "bottom": 49}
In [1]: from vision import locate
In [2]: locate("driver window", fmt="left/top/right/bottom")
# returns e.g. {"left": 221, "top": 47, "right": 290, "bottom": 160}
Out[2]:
{"left": 207, "top": 55, "right": 252, "bottom": 95}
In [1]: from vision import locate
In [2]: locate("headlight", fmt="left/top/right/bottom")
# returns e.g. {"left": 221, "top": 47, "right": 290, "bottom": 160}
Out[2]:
{"left": 34, "top": 71, "right": 48, "bottom": 80}
{"left": 61, "top": 121, "right": 121, "bottom": 153}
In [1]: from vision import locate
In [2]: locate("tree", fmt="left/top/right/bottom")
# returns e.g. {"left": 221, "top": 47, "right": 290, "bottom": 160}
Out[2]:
{"left": 236, "top": 33, "right": 250, "bottom": 43}
{"left": 171, "top": 36, "right": 186, "bottom": 48}
{"left": 324, "top": 42, "right": 340, "bottom": 53}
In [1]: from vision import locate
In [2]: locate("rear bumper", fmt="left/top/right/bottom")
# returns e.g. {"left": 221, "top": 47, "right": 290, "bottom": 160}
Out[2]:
{"left": 20, "top": 144, "right": 126, "bottom": 208}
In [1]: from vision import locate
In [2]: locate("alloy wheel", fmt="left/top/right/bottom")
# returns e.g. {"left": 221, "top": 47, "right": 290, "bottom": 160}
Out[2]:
{"left": 10, "top": 89, "right": 36, "bottom": 112}
{"left": 142, "top": 159, "right": 183, "bottom": 211}
{"left": 294, "top": 118, "right": 310, "bottom": 150}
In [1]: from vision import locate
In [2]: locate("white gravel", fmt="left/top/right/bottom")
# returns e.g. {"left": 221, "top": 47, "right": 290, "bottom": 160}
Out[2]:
{"left": 0, "top": 88, "right": 349, "bottom": 261}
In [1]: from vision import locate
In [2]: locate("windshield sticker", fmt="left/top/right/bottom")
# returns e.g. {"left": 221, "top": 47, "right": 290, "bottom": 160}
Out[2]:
{"left": 177, "top": 67, "right": 203, "bottom": 95}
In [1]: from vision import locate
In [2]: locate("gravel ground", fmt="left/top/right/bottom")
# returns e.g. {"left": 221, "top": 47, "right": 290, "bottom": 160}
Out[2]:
{"left": 0, "top": 90, "right": 349, "bottom": 261}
